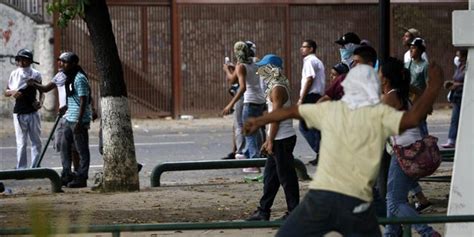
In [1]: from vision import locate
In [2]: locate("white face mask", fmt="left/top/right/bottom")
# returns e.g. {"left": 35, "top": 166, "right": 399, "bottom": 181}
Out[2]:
{"left": 453, "top": 56, "right": 460, "bottom": 67}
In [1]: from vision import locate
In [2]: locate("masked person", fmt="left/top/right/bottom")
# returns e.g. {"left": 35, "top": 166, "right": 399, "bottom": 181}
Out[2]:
{"left": 243, "top": 62, "right": 444, "bottom": 236}
{"left": 245, "top": 54, "right": 299, "bottom": 221}
{"left": 4, "top": 49, "right": 43, "bottom": 169}
{"left": 335, "top": 32, "right": 361, "bottom": 68}
{"left": 28, "top": 52, "right": 84, "bottom": 178}
{"left": 442, "top": 49, "right": 467, "bottom": 148}
{"left": 59, "top": 52, "right": 93, "bottom": 188}
{"left": 223, "top": 41, "right": 265, "bottom": 173}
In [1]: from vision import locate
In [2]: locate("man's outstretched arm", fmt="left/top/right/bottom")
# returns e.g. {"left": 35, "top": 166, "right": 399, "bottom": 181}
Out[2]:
{"left": 399, "top": 62, "right": 443, "bottom": 133}
{"left": 27, "top": 80, "right": 56, "bottom": 93}
{"left": 244, "top": 105, "right": 301, "bottom": 135}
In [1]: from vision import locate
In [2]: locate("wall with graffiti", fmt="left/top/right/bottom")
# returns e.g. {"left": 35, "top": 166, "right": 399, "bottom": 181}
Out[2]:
{"left": 0, "top": 3, "right": 54, "bottom": 117}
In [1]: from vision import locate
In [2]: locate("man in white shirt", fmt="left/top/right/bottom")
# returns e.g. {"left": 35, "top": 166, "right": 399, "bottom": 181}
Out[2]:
{"left": 4, "top": 49, "right": 43, "bottom": 169}
{"left": 298, "top": 40, "right": 325, "bottom": 165}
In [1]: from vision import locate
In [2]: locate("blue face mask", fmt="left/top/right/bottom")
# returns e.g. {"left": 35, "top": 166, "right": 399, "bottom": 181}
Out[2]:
{"left": 340, "top": 48, "right": 353, "bottom": 61}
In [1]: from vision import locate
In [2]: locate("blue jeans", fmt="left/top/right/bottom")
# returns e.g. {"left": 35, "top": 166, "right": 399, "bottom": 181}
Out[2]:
{"left": 419, "top": 120, "right": 429, "bottom": 137}
{"left": 448, "top": 101, "right": 461, "bottom": 142}
{"left": 277, "top": 190, "right": 381, "bottom": 237}
{"left": 233, "top": 97, "right": 245, "bottom": 154}
{"left": 242, "top": 103, "right": 265, "bottom": 159}
{"left": 384, "top": 154, "right": 434, "bottom": 237}
{"left": 61, "top": 121, "right": 91, "bottom": 180}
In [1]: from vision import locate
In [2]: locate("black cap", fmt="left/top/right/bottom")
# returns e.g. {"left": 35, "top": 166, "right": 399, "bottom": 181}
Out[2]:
{"left": 409, "top": 37, "right": 426, "bottom": 52}
{"left": 15, "top": 49, "right": 39, "bottom": 64}
{"left": 335, "top": 32, "right": 361, "bottom": 46}
{"left": 58, "top": 52, "right": 79, "bottom": 64}
{"left": 332, "top": 63, "right": 349, "bottom": 75}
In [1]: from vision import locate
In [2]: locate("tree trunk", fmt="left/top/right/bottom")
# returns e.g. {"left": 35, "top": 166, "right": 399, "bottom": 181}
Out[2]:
{"left": 83, "top": 0, "right": 139, "bottom": 192}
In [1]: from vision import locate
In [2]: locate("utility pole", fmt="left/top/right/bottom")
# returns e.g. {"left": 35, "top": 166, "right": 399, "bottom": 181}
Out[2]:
{"left": 379, "top": 0, "right": 390, "bottom": 63}
{"left": 446, "top": 1, "right": 474, "bottom": 235}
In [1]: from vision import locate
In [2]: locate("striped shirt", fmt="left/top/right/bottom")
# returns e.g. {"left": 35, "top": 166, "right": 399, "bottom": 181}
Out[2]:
{"left": 65, "top": 72, "right": 92, "bottom": 124}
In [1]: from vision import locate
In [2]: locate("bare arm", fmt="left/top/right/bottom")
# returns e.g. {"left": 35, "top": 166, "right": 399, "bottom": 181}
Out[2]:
{"left": 399, "top": 63, "right": 443, "bottom": 133}
{"left": 4, "top": 87, "right": 15, "bottom": 97}
{"left": 4, "top": 86, "right": 22, "bottom": 98}
{"left": 261, "top": 87, "right": 287, "bottom": 155}
{"left": 74, "top": 96, "right": 87, "bottom": 133}
{"left": 244, "top": 105, "right": 301, "bottom": 135}
{"left": 27, "top": 80, "right": 56, "bottom": 93}
{"left": 223, "top": 64, "right": 238, "bottom": 84}
{"left": 298, "top": 76, "right": 314, "bottom": 104}
{"left": 409, "top": 85, "right": 423, "bottom": 102}
{"left": 222, "top": 64, "right": 246, "bottom": 115}
{"left": 34, "top": 90, "right": 45, "bottom": 110}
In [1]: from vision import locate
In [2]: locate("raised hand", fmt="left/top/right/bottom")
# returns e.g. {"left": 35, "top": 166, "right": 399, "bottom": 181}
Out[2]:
{"left": 243, "top": 117, "right": 261, "bottom": 135}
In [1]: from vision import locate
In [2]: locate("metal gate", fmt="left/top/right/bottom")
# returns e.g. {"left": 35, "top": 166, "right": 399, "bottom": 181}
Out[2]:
{"left": 56, "top": 0, "right": 467, "bottom": 118}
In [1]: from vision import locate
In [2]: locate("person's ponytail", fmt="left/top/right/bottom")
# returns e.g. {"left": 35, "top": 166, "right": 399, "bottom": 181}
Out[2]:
{"left": 381, "top": 57, "right": 411, "bottom": 108}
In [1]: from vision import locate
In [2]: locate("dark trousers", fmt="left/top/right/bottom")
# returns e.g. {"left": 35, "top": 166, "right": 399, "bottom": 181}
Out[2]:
{"left": 298, "top": 93, "right": 322, "bottom": 153}
{"left": 276, "top": 190, "right": 381, "bottom": 237}
{"left": 259, "top": 135, "right": 299, "bottom": 214}
{"left": 61, "top": 122, "right": 90, "bottom": 180}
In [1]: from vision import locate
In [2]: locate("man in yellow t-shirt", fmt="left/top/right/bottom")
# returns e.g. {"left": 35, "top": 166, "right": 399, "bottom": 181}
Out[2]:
{"left": 243, "top": 63, "right": 443, "bottom": 236}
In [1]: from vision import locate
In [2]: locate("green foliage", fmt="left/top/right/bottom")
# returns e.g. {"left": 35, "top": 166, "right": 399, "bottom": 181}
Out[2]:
{"left": 47, "top": 0, "right": 90, "bottom": 28}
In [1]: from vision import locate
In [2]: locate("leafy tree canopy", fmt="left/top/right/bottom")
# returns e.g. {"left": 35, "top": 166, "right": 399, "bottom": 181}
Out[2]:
{"left": 47, "top": 0, "right": 90, "bottom": 27}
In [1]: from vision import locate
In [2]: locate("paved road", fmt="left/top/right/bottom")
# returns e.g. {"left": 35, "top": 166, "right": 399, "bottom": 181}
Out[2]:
{"left": 0, "top": 112, "right": 452, "bottom": 189}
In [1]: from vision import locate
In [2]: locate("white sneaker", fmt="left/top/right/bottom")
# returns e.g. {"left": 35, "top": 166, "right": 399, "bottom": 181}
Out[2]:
{"left": 235, "top": 154, "right": 247, "bottom": 160}
{"left": 243, "top": 167, "right": 261, "bottom": 173}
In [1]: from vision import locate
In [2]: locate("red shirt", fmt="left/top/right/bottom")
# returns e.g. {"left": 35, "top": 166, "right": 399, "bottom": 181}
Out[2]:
{"left": 325, "top": 74, "right": 346, "bottom": 101}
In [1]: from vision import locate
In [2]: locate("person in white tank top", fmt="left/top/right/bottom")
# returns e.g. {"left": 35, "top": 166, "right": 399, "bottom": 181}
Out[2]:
{"left": 223, "top": 41, "right": 265, "bottom": 173}
{"left": 245, "top": 54, "right": 299, "bottom": 221}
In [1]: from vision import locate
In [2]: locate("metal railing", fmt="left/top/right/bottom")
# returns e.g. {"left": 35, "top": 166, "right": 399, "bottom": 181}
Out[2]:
{"left": 1, "top": 215, "right": 474, "bottom": 237}
{"left": 0, "top": 168, "right": 63, "bottom": 193}
{"left": 150, "top": 158, "right": 311, "bottom": 187}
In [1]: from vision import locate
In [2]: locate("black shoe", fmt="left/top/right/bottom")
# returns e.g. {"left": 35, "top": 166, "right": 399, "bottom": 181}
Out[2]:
{"left": 221, "top": 152, "right": 235, "bottom": 160}
{"left": 415, "top": 201, "right": 433, "bottom": 213}
{"left": 61, "top": 173, "right": 75, "bottom": 187}
{"left": 246, "top": 209, "right": 270, "bottom": 221}
{"left": 67, "top": 178, "right": 87, "bottom": 188}
{"left": 308, "top": 157, "right": 319, "bottom": 166}
{"left": 275, "top": 212, "right": 290, "bottom": 221}
{"left": 307, "top": 153, "right": 319, "bottom": 166}
{"left": 137, "top": 163, "right": 143, "bottom": 173}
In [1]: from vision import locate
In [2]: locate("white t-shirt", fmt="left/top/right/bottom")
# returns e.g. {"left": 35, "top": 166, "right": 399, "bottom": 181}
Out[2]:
{"left": 404, "top": 50, "right": 428, "bottom": 64}
{"left": 51, "top": 71, "right": 67, "bottom": 108}
{"left": 300, "top": 54, "right": 325, "bottom": 97}
{"left": 8, "top": 67, "right": 42, "bottom": 91}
